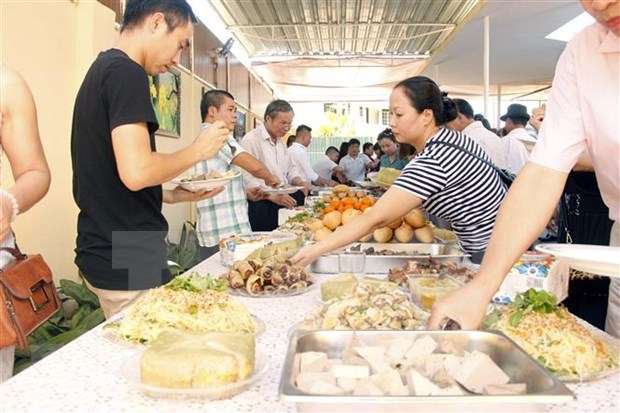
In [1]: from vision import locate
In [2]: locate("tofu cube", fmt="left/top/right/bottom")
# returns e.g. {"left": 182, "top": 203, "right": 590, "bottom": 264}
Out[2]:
{"left": 386, "top": 337, "right": 414, "bottom": 361}
{"left": 308, "top": 380, "right": 345, "bottom": 395}
{"left": 330, "top": 364, "right": 370, "bottom": 379}
{"left": 406, "top": 368, "right": 441, "bottom": 396}
{"left": 296, "top": 372, "right": 336, "bottom": 393}
{"left": 484, "top": 383, "right": 527, "bottom": 395}
{"left": 453, "top": 351, "right": 510, "bottom": 394}
{"left": 299, "top": 352, "right": 328, "bottom": 373}
{"left": 353, "top": 378, "right": 385, "bottom": 396}
{"left": 370, "top": 370, "right": 404, "bottom": 394}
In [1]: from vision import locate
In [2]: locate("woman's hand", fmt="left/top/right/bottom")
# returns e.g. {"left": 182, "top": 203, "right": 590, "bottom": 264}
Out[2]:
{"left": 289, "top": 243, "right": 324, "bottom": 268}
{"left": 427, "top": 277, "right": 492, "bottom": 330}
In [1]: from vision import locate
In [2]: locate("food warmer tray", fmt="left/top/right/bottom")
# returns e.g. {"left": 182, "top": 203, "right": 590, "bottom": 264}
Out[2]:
{"left": 310, "top": 243, "right": 468, "bottom": 274}
{"left": 279, "top": 330, "right": 574, "bottom": 412}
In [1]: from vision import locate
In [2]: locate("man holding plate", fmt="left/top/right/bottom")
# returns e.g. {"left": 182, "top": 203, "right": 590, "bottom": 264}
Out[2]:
{"left": 192, "top": 90, "right": 281, "bottom": 259}
{"left": 240, "top": 100, "right": 311, "bottom": 231}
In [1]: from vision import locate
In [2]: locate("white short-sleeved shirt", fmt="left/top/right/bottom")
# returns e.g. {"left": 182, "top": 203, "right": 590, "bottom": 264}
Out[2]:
{"left": 462, "top": 120, "right": 509, "bottom": 170}
{"left": 288, "top": 142, "right": 318, "bottom": 182}
{"left": 313, "top": 156, "right": 337, "bottom": 180}
{"left": 503, "top": 128, "right": 530, "bottom": 175}
{"left": 529, "top": 22, "right": 619, "bottom": 221}
{"left": 339, "top": 154, "right": 370, "bottom": 182}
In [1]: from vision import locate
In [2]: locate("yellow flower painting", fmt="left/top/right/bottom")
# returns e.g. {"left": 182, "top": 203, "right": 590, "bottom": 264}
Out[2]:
{"left": 148, "top": 71, "right": 180, "bottom": 137}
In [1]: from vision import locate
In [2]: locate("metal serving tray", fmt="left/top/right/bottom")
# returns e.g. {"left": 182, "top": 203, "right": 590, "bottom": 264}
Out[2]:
{"left": 310, "top": 243, "right": 468, "bottom": 274}
{"left": 279, "top": 330, "right": 574, "bottom": 412}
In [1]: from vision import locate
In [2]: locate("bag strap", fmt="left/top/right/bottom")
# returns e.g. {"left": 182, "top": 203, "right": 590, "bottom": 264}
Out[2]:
{"left": 425, "top": 140, "right": 504, "bottom": 174}
{"left": 0, "top": 246, "right": 26, "bottom": 261}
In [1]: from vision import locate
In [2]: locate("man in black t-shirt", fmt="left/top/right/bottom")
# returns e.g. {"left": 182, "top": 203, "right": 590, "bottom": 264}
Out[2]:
{"left": 71, "top": 0, "right": 229, "bottom": 319}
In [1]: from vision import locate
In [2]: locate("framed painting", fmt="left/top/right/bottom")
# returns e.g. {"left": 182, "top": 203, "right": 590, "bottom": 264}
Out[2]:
{"left": 149, "top": 70, "right": 181, "bottom": 138}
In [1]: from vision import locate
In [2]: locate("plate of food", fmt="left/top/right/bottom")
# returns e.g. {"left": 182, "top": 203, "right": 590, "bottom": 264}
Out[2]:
{"left": 171, "top": 170, "right": 239, "bottom": 192}
{"left": 101, "top": 273, "right": 265, "bottom": 345}
{"left": 262, "top": 185, "right": 303, "bottom": 195}
{"left": 119, "top": 330, "right": 270, "bottom": 399}
{"left": 222, "top": 257, "right": 316, "bottom": 298}
{"left": 483, "top": 289, "right": 619, "bottom": 382}
{"left": 535, "top": 243, "right": 620, "bottom": 278}
{"left": 298, "top": 281, "right": 429, "bottom": 332}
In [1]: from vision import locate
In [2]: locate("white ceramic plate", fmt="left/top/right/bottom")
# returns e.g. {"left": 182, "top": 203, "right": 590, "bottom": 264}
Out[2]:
{"left": 353, "top": 180, "right": 379, "bottom": 188}
{"left": 170, "top": 172, "right": 239, "bottom": 192}
{"left": 119, "top": 351, "right": 270, "bottom": 399}
{"left": 262, "top": 186, "right": 303, "bottom": 195}
{"left": 535, "top": 243, "right": 620, "bottom": 278}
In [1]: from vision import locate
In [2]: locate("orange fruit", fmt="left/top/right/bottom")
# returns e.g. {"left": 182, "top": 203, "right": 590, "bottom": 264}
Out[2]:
{"left": 323, "top": 205, "right": 335, "bottom": 214}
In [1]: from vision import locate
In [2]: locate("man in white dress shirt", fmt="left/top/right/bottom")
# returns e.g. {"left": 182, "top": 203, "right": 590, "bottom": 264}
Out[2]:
{"left": 313, "top": 146, "right": 346, "bottom": 182}
{"left": 499, "top": 104, "right": 532, "bottom": 174}
{"left": 288, "top": 124, "right": 337, "bottom": 187}
{"left": 448, "top": 98, "right": 509, "bottom": 170}
{"left": 240, "top": 100, "right": 310, "bottom": 231}
{"left": 339, "top": 138, "right": 371, "bottom": 183}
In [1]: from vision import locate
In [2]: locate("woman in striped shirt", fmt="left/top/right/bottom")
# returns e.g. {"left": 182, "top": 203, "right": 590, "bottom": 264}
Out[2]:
{"left": 292, "top": 76, "right": 507, "bottom": 266}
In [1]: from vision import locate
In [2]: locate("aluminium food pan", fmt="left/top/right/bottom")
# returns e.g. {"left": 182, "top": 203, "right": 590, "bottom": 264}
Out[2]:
{"left": 279, "top": 330, "right": 574, "bottom": 412}
{"left": 310, "top": 243, "right": 468, "bottom": 274}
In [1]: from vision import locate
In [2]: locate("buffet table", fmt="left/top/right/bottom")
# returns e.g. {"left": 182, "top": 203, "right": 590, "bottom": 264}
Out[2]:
{"left": 0, "top": 254, "right": 618, "bottom": 413}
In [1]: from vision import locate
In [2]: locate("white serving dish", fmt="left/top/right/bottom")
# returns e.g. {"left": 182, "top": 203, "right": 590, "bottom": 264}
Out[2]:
{"left": 535, "top": 243, "right": 620, "bottom": 278}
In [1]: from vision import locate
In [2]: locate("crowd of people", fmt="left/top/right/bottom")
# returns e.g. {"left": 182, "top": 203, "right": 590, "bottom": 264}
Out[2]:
{"left": 1, "top": 0, "right": 617, "bottom": 384}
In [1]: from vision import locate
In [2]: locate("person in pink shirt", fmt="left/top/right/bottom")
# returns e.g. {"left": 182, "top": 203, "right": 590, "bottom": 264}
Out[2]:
{"left": 428, "top": 0, "right": 620, "bottom": 337}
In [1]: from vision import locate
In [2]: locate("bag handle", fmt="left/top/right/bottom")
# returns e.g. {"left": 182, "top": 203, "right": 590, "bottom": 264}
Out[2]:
{"left": 0, "top": 246, "right": 26, "bottom": 261}
{"left": 425, "top": 140, "right": 511, "bottom": 182}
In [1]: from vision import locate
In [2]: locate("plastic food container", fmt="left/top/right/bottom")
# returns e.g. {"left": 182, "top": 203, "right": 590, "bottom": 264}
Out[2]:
{"left": 408, "top": 276, "right": 462, "bottom": 310}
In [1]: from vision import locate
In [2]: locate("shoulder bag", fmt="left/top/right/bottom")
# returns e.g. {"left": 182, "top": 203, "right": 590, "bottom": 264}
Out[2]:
{"left": 0, "top": 247, "right": 61, "bottom": 349}
{"left": 425, "top": 140, "right": 515, "bottom": 188}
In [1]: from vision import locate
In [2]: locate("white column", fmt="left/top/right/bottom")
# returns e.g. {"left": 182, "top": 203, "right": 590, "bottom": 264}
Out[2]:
{"left": 496, "top": 84, "right": 502, "bottom": 129}
{"left": 483, "top": 15, "right": 490, "bottom": 118}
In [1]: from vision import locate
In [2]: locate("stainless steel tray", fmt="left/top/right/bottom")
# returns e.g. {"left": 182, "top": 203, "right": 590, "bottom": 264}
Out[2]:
{"left": 310, "top": 243, "right": 468, "bottom": 274}
{"left": 279, "top": 330, "right": 574, "bottom": 412}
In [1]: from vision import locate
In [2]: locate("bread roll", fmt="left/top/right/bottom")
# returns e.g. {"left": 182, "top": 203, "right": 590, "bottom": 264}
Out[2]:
{"left": 404, "top": 209, "right": 426, "bottom": 228}
{"left": 373, "top": 227, "right": 393, "bottom": 243}
{"left": 414, "top": 225, "right": 434, "bottom": 243}
{"left": 141, "top": 330, "right": 255, "bottom": 388}
{"left": 395, "top": 223, "right": 414, "bottom": 243}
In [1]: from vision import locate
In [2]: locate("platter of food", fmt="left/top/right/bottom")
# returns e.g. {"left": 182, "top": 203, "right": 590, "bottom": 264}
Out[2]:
{"left": 311, "top": 243, "right": 468, "bottom": 274}
{"left": 279, "top": 330, "right": 574, "bottom": 411}
{"left": 119, "top": 330, "right": 270, "bottom": 399}
{"left": 262, "top": 185, "right": 303, "bottom": 195}
{"left": 101, "top": 273, "right": 264, "bottom": 345}
{"left": 171, "top": 171, "right": 238, "bottom": 192}
{"left": 483, "top": 289, "right": 619, "bottom": 382}
{"left": 219, "top": 232, "right": 300, "bottom": 266}
{"left": 222, "top": 257, "right": 315, "bottom": 298}
{"left": 535, "top": 243, "right": 620, "bottom": 278}
{"left": 298, "top": 281, "right": 428, "bottom": 331}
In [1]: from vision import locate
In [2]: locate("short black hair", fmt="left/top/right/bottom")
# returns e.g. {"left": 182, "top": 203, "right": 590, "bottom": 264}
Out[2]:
{"left": 264, "top": 99, "right": 294, "bottom": 120}
{"left": 363, "top": 142, "right": 373, "bottom": 151}
{"left": 287, "top": 135, "right": 297, "bottom": 147}
{"left": 349, "top": 138, "right": 361, "bottom": 146}
{"left": 325, "top": 146, "right": 339, "bottom": 155}
{"left": 377, "top": 128, "right": 395, "bottom": 142}
{"left": 122, "top": 0, "right": 197, "bottom": 33}
{"left": 296, "top": 124, "right": 312, "bottom": 135}
{"left": 453, "top": 98, "right": 475, "bottom": 120}
{"left": 200, "top": 89, "right": 235, "bottom": 121}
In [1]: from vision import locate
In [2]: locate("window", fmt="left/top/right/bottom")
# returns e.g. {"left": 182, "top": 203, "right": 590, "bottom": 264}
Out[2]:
{"left": 381, "top": 109, "right": 390, "bottom": 125}
{"left": 324, "top": 103, "right": 338, "bottom": 114}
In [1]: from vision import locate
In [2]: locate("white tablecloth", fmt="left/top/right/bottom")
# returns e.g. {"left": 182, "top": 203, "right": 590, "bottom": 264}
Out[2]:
{"left": 0, "top": 254, "right": 618, "bottom": 413}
